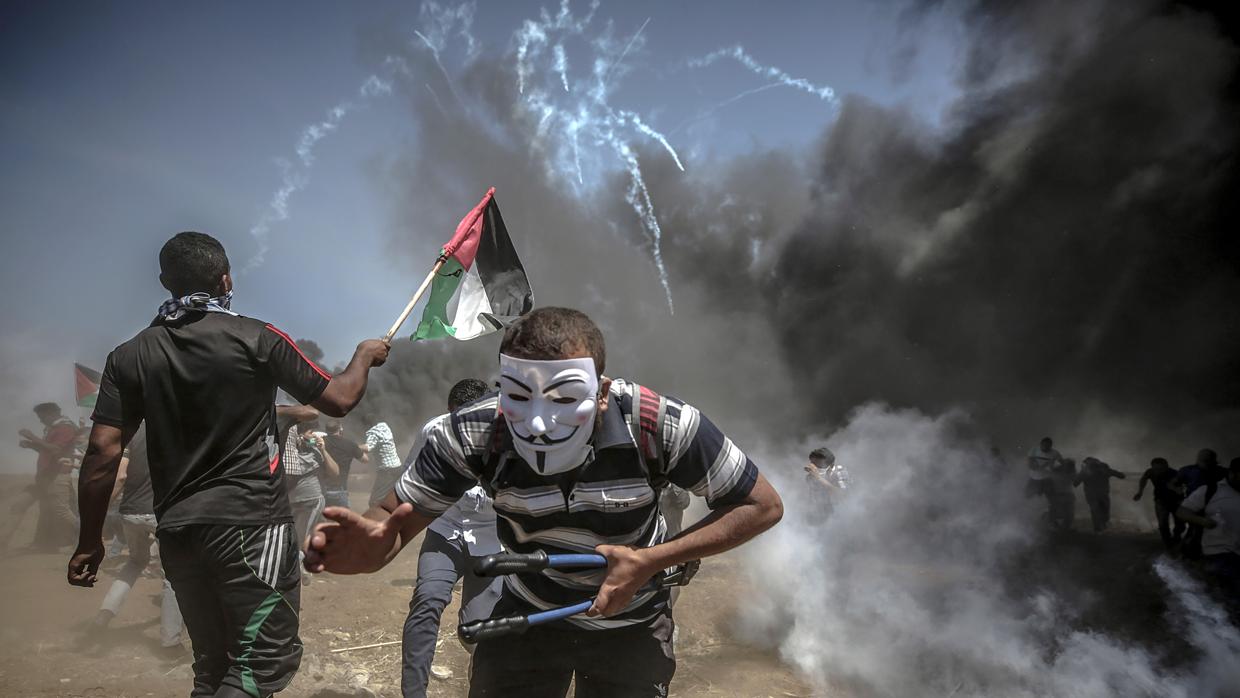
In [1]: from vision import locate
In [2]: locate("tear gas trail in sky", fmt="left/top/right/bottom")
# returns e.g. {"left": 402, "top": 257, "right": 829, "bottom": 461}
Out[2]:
{"left": 514, "top": 0, "right": 683, "bottom": 312}
{"left": 244, "top": 0, "right": 840, "bottom": 314}
{"left": 242, "top": 0, "right": 480, "bottom": 273}
{"left": 412, "top": 2, "right": 838, "bottom": 315}
{"left": 243, "top": 75, "right": 392, "bottom": 272}
{"left": 689, "top": 45, "right": 838, "bottom": 105}
{"left": 412, "top": 1, "right": 482, "bottom": 108}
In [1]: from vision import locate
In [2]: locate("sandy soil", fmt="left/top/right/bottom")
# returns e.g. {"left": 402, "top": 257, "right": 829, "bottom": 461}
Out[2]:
{"left": 0, "top": 477, "right": 811, "bottom": 698}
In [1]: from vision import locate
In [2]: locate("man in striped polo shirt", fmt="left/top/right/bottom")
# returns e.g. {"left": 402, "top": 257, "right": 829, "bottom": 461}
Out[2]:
{"left": 306, "top": 307, "right": 784, "bottom": 697}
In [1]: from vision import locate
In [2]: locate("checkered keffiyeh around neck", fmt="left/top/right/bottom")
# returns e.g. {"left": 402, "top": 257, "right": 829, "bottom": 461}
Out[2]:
{"left": 157, "top": 291, "right": 236, "bottom": 321}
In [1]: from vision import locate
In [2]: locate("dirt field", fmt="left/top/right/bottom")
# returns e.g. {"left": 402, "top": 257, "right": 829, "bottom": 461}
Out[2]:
{"left": 0, "top": 477, "right": 811, "bottom": 698}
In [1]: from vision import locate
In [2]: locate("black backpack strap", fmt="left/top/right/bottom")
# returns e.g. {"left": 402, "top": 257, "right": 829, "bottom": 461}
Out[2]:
{"left": 476, "top": 413, "right": 509, "bottom": 497}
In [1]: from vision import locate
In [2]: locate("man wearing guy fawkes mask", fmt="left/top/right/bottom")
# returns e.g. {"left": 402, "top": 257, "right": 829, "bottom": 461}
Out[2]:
{"left": 305, "top": 307, "right": 785, "bottom": 698}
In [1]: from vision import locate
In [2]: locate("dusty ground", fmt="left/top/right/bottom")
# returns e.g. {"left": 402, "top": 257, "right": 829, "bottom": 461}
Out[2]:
{"left": 0, "top": 476, "right": 811, "bottom": 698}
{"left": 1, "top": 470, "right": 1220, "bottom": 698}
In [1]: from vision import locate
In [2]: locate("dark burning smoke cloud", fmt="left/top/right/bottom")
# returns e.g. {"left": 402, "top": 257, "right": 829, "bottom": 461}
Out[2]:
{"left": 650, "top": 0, "right": 1240, "bottom": 459}
{"left": 361, "top": 0, "right": 1239, "bottom": 466}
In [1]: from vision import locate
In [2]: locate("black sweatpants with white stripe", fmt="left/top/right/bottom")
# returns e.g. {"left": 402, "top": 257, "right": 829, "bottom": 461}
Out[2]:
{"left": 159, "top": 522, "right": 302, "bottom": 698}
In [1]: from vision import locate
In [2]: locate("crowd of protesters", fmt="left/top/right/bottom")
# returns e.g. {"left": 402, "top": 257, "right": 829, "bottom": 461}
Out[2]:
{"left": 10, "top": 394, "right": 1237, "bottom": 694}
{"left": 1023, "top": 437, "right": 1238, "bottom": 598}
{"left": 25, "top": 231, "right": 780, "bottom": 698}
{"left": 3, "top": 230, "right": 1232, "bottom": 697}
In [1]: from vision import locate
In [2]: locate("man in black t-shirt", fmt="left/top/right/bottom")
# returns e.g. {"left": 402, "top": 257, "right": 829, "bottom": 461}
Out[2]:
{"left": 322, "top": 420, "right": 366, "bottom": 509}
{"left": 68, "top": 232, "right": 390, "bottom": 698}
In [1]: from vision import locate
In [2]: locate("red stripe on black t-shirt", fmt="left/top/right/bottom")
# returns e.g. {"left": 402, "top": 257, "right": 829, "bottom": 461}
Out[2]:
{"left": 264, "top": 324, "right": 331, "bottom": 381}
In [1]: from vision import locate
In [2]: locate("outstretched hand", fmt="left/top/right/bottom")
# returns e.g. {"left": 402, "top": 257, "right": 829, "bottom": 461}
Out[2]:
{"left": 303, "top": 503, "right": 414, "bottom": 575}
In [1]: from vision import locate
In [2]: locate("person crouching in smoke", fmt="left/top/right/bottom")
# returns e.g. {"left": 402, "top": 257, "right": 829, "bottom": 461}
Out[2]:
{"left": 305, "top": 306, "right": 784, "bottom": 697}
{"left": 804, "top": 447, "right": 850, "bottom": 517}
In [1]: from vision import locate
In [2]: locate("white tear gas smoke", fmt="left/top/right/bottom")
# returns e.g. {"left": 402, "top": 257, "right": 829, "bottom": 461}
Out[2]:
{"left": 741, "top": 404, "right": 1239, "bottom": 697}
{"left": 688, "top": 45, "right": 838, "bottom": 104}
{"left": 242, "top": 72, "right": 393, "bottom": 272}
{"left": 244, "top": 0, "right": 844, "bottom": 314}
{"left": 513, "top": 0, "right": 685, "bottom": 312}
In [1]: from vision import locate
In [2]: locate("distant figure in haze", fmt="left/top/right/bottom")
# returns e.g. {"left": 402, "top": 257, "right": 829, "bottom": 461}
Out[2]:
{"left": 805, "top": 447, "right": 850, "bottom": 514}
{"left": 1176, "top": 457, "right": 1240, "bottom": 598}
{"left": 1134, "top": 457, "right": 1185, "bottom": 551}
{"left": 365, "top": 415, "right": 403, "bottom": 507}
{"left": 11, "top": 402, "right": 79, "bottom": 551}
{"left": 1074, "top": 457, "right": 1126, "bottom": 532}
{"left": 284, "top": 420, "right": 339, "bottom": 567}
{"left": 90, "top": 425, "right": 184, "bottom": 656}
{"left": 67, "top": 231, "right": 390, "bottom": 697}
{"left": 399, "top": 378, "right": 501, "bottom": 698}
{"left": 1048, "top": 457, "right": 1077, "bottom": 531}
{"left": 1025, "top": 437, "right": 1062, "bottom": 522}
{"left": 322, "top": 420, "right": 367, "bottom": 509}
{"left": 1174, "top": 449, "right": 1225, "bottom": 559}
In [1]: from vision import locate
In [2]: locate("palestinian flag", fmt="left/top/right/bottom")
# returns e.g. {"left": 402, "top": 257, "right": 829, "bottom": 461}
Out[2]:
{"left": 414, "top": 187, "right": 534, "bottom": 340}
{"left": 74, "top": 363, "right": 102, "bottom": 409}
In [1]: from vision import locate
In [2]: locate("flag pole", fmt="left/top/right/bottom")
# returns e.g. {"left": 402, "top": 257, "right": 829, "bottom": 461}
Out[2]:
{"left": 383, "top": 257, "right": 447, "bottom": 343}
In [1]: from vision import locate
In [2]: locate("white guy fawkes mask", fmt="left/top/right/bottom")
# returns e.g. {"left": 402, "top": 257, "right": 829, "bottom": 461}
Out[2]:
{"left": 498, "top": 354, "right": 600, "bottom": 475}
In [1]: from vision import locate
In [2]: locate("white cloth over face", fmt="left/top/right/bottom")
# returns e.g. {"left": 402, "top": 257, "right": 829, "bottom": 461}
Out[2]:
{"left": 497, "top": 354, "right": 600, "bottom": 475}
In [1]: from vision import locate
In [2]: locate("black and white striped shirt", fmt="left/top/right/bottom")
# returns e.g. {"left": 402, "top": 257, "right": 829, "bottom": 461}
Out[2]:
{"left": 395, "top": 379, "right": 759, "bottom": 629}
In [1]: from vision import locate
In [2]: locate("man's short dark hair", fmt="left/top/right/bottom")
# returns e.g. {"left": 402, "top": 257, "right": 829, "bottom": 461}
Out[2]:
{"left": 1229, "top": 457, "right": 1240, "bottom": 473}
{"left": 324, "top": 420, "right": 342, "bottom": 434}
{"left": 809, "top": 447, "right": 835, "bottom": 464}
{"left": 499, "top": 307, "right": 606, "bottom": 374}
{"left": 33, "top": 402, "right": 61, "bottom": 415}
{"left": 1151, "top": 457, "right": 1169, "bottom": 467}
{"left": 448, "top": 378, "right": 490, "bottom": 411}
{"left": 159, "top": 231, "right": 230, "bottom": 297}
{"left": 1040, "top": 437, "right": 1053, "bottom": 445}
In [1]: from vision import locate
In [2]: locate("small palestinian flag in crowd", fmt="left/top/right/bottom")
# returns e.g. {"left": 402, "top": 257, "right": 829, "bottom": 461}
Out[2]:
{"left": 74, "top": 363, "right": 102, "bottom": 408}
{"left": 415, "top": 187, "right": 534, "bottom": 340}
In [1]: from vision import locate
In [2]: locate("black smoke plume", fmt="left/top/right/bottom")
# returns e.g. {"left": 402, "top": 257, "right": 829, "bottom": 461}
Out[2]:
{"left": 360, "top": 0, "right": 1239, "bottom": 463}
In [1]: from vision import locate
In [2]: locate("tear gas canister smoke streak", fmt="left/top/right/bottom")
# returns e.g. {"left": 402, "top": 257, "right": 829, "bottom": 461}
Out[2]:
{"left": 243, "top": 74, "right": 393, "bottom": 272}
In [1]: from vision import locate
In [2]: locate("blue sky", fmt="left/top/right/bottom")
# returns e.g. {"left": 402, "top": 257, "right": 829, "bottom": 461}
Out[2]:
{"left": 0, "top": 0, "right": 963, "bottom": 468}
